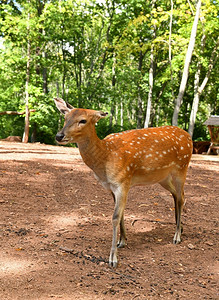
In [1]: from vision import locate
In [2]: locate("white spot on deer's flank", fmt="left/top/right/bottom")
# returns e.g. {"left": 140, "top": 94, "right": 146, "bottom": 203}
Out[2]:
{"left": 181, "top": 146, "right": 184, "bottom": 150}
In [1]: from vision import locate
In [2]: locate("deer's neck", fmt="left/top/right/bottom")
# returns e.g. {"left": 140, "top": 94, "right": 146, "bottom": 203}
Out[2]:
{"left": 77, "top": 129, "right": 107, "bottom": 177}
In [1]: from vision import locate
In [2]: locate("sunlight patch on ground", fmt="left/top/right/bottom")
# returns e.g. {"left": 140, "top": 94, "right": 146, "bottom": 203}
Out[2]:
{"left": 0, "top": 254, "right": 35, "bottom": 276}
{"left": 191, "top": 154, "right": 219, "bottom": 162}
{"left": 190, "top": 161, "right": 219, "bottom": 172}
{"left": 210, "top": 261, "right": 219, "bottom": 278}
{"left": 46, "top": 212, "right": 90, "bottom": 230}
{"left": 125, "top": 215, "right": 155, "bottom": 233}
{"left": 131, "top": 220, "right": 154, "bottom": 233}
{"left": 39, "top": 293, "right": 101, "bottom": 300}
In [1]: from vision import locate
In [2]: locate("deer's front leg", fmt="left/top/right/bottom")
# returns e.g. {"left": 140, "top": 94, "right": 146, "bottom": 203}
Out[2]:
{"left": 109, "top": 186, "right": 128, "bottom": 268}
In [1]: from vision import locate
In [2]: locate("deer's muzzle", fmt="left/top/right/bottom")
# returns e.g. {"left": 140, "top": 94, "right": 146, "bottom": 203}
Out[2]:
{"left": 56, "top": 132, "right": 65, "bottom": 142}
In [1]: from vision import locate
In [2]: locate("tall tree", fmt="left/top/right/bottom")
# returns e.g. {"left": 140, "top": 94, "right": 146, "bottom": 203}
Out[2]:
{"left": 22, "top": 4, "right": 31, "bottom": 143}
{"left": 144, "top": 0, "right": 156, "bottom": 128}
{"left": 188, "top": 37, "right": 219, "bottom": 137}
{"left": 172, "top": 0, "right": 201, "bottom": 126}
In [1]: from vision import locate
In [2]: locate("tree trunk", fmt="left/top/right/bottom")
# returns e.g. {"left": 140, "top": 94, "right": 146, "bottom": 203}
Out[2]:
{"left": 110, "top": 53, "right": 116, "bottom": 127}
{"left": 144, "top": 0, "right": 156, "bottom": 128}
{"left": 172, "top": 0, "right": 201, "bottom": 126}
{"left": 22, "top": 9, "right": 31, "bottom": 143}
{"left": 169, "top": 0, "right": 174, "bottom": 100}
{"left": 188, "top": 36, "right": 218, "bottom": 137}
{"left": 144, "top": 46, "right": 154, "bottom": 128}
{"left": 188, "top": 65, "right": 201, "bottom": 137}
{"left": 31, "top": 122, "right": 37, "bottom": 143}
{"left": 120, "top": 102, "right": 123, "bottom": 127}
{"left": 188, "top": 33, "right": 205, "bottom": 137}
{"left": 144, "top": 41, "right": 154, "bottom": 128}
{"left": 115, "top": 104, "right": 118, "bottom": 124}
{"left": 42, "top": 51, "right": 48, "bottom": 94}
{"left": 137, "top": 51, "right": 144, "bottom": 128}
{"left": 109, "top": 106, "right": 114, "bottom": 128}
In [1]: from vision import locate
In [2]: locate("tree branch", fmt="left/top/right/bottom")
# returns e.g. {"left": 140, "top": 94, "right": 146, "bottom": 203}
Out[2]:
{"left": 0, "top": 109, "right": 36, "bottom": 115}
{"left": 198, "top": 37, "right": 219, "bottom": 95}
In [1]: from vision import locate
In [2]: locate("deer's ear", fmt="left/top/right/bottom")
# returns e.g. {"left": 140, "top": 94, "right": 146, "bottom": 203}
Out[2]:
{"left": 93, "top": 111, "right": 108, "bottom": 122}
{"left": 54, "top": 98, "right": 74, "bottom": 115}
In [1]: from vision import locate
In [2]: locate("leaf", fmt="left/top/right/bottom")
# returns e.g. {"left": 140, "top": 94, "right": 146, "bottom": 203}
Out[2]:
{"left": 15, "top": 247, "right": 24, "bottom": 251}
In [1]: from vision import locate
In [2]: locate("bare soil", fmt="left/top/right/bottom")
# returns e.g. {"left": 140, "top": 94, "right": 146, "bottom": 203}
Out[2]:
{"left": 0, "top": 141, "right": 218, "bottom": 300}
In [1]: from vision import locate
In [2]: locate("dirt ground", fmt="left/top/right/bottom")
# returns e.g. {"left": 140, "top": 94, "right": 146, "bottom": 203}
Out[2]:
{"left": 0, "top": 141, "right": 218, "bottom": 300}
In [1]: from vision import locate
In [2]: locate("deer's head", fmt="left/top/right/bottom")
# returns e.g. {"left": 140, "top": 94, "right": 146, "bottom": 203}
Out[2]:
{"left": 54, "top": 98, "right": 108, "bottom": 144}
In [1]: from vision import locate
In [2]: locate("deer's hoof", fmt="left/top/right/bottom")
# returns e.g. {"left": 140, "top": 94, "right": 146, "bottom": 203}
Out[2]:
{"left": 117, "top": 238, "right": 126, "bottom": 248}
{"left": 109, "top": 250, "right": 118, "bottom": 268}
{"left": 173, "top": 232, "right": 181, "bottom": 244}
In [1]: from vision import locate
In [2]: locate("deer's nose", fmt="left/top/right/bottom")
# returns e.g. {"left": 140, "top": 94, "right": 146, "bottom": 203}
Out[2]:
{"left": 56, "top": 132, "right": 65, "bottom": 142}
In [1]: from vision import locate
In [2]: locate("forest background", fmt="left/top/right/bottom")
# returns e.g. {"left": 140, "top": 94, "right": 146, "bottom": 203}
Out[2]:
{"left": 0, "top": 0, "right": 218, "bottom": 145}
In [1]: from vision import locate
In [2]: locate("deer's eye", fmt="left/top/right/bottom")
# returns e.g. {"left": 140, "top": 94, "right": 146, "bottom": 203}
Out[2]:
{"left": 79, "top": 119, "right": 87, "bottom": 124}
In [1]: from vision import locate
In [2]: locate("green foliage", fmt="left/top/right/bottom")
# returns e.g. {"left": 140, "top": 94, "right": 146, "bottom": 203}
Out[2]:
{"left": 0, "top": 0, "right": 218, "bottom": 143}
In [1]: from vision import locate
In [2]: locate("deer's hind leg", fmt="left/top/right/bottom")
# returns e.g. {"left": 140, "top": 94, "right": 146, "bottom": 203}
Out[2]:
{"left": 172, "top": 175, "right": 185, "bottom": 244}
{"left": 160, "top": 173, "right": 185, "bottom": 244}
{"left": 117, "top": 212, "right": 127, "bottom": 248}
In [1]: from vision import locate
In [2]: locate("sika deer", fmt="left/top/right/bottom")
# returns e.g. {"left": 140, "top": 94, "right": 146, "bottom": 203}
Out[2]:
{"left": 54, "top": 97, "right": 193, "bottom": 268}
